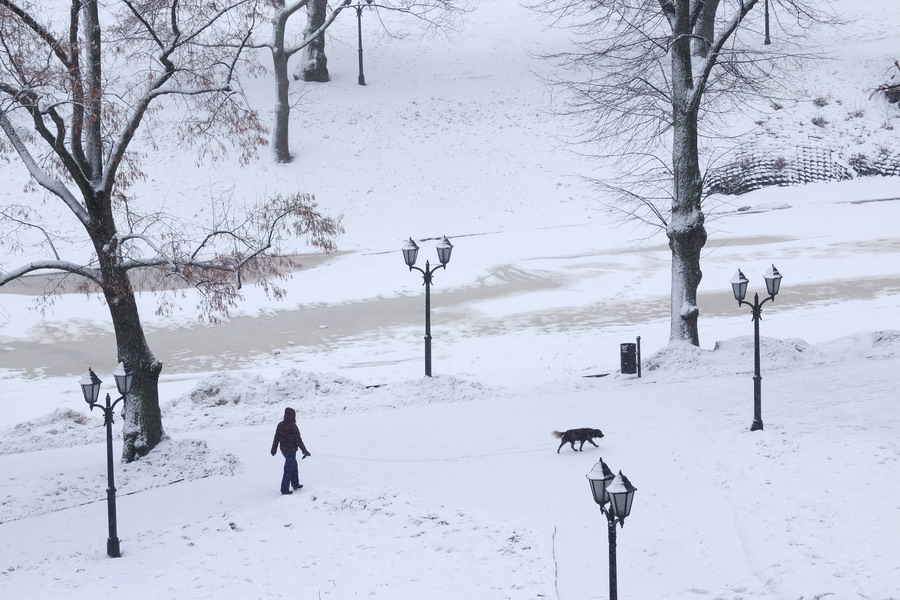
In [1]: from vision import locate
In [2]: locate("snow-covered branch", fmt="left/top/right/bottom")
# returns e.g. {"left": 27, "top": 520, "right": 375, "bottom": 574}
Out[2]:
{"left": 0, "top": 0, "right": 73, "bottom": 67}
{"left": 0, "top": 109, "right": 90, "bottom": 226}
{"left": 0, "top": 260, "right": 100, "bottom": 288}
{"left": 148, "top": 84, "right": 234, "bottom": 98}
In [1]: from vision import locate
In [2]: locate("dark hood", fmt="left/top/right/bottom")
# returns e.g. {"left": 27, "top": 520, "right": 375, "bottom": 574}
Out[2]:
{"left": 283, "top": 407, "right": 296, "bottom": 422}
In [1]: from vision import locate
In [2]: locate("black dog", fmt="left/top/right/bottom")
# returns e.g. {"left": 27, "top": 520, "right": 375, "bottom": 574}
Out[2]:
{"left": 552, "top": 428, "right": 604, "bottom": 453}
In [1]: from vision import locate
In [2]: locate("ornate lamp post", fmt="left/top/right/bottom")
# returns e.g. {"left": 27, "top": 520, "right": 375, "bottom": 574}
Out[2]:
{"left": 353, "top": 0, "right": 375, "bottom": 85}
{"left": 402, "top": 236, "right": 454, "bottom": 377}
{"left": 79, "top": 362, "right": 133, "bottom": 558}
{"left": 730, "top": 264, "right": 783, "bottom": 431}
{"left": 587, "top": 459, "right": 638, "bottom": 600}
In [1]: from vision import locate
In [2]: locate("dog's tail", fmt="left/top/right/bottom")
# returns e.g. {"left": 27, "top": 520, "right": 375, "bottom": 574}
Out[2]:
{"left": 551, "top": 430, "right": 563, "bottom": 439}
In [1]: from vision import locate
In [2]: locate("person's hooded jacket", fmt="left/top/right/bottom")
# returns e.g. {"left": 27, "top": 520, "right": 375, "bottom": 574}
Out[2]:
{"left": 271, "top": 407, "right": 310, "bottom": 456}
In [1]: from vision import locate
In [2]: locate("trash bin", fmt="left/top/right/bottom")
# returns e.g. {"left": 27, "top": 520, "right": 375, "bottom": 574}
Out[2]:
{"left": 620, "top": 343, "right": 637, "bottom": 374}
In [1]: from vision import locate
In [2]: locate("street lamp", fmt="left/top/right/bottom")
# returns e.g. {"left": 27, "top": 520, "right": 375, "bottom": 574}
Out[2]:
{"left": 79, "top": 362, "right": 133, "bottom": 558}
{"left": 587, "top": 458, "right": 638, "bottom": 600}
{"left": 402, "top": 236, "right": 454, "bottom": 377}
{"left": 730, "top": 264, "right": 783, "bottom": 431}
{"left": 352, "top": 0, "right": 375, "bottom": 85}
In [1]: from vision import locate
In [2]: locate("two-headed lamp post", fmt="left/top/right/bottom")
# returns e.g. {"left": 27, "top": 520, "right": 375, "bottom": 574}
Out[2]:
{"left": 587, "top": 458, "right": 638, "bottom": 600}
{"left": 79, "top": 362, "right": 133, "bottom": 558}
{"left": 730, "top": 264, "right": 783, "bottom": 431}
{"left": 402, "top": 236, "right": 454, "bottom": 377}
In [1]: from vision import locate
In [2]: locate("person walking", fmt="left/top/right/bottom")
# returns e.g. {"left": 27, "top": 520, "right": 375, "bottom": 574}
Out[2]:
{"left": 270, "top": 407, "right": 311, "bottom": 495}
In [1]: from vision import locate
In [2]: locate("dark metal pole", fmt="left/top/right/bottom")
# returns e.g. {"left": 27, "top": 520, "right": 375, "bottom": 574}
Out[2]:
{"left": 356, "top": 5, "right": 366, "bottom": 86}
{"left": 103, "top": 393, "right": 121, "bottom": 557}
{"left": 751, "top": 293, "right": 764, "bottom": 431}
{"left": 764, "top": 0, "right": 771, "bottom": 45}
{"left": 635, "top": 335, "right": 642, "bottom": 379}
{"left": 607, "top": 512, "right": 618, "bottom": 600}
{"left": 424, "top": 261, "right": 432, "bottom": 377}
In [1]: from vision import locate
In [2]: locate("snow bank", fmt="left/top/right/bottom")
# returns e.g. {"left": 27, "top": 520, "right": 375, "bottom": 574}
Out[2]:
{"left": 640, "top": 330, "right": 900, "bottom": 378}
{"left": 163, "top": 369, "right": 494, "bottom": 431}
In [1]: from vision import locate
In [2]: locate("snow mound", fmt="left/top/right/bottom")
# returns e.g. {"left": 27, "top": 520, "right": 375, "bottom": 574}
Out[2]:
{"left": 172, "top": 369, "right": 367, "bottom": 409}
{"left": 709, "top": 336, "right": 828, "bottom": 373}
{"left": 163, "top": 370, "right": 493, "bottom": 432}
{"left": 163, "top": 369, "right": 368, "bottom": 429}
{"left": 118, "top": 437, "right": 240, "bottom": 487}
{"left": 644, "top": 331, "right": 900, "bottom": 378}
{"left": 0, "top": 407, "right": 104, "bottom": 455}
{"left": 817, "top": 330, "right": 900, "bottom": 360}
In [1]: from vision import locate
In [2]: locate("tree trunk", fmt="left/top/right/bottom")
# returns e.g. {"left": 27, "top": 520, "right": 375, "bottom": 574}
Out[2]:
{"left": 103, "top": 269, "right": 165, "bottom": 461}
{"left": 668, "top": 106, "right": 707, "bottom": 346}
{"left": 272, "top": 42, "right": 293, "bottom": 163}
{"left": 668, "top": 3, "right": 708, "bottom": 346}
{"left": 92, "top": 201, "right": 165, "bottom": 462}
{"left": 296, "top": 0, "right": 330, "bottom": 83}
{"left": 692, "top": 0, "right": 721, "bottom": 57}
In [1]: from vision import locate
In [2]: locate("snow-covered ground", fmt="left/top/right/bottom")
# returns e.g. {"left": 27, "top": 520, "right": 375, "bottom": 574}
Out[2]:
{"left": 1, "top": 1, "right": 899, "bottom": 598}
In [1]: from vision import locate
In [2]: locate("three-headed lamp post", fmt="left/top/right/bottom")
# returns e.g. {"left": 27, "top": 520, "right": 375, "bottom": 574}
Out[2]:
{"left": 730, "top": 264, "right": 783, "bottom": 431}
{"left": 587, "top": 458, "right": 638, "bottom": 600}
{"left": 402, "top": 236, "right": 454, "bottom": 377}
{"left": 79, "top": 362, "right": 133, "bottom": 558}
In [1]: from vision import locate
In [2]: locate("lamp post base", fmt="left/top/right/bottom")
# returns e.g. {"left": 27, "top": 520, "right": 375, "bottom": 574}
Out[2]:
{"left": 107, "top": 537, "right": 121, "bottom": 558}
{"left": 750, "top": 419, "right": 763, "bottom": 431}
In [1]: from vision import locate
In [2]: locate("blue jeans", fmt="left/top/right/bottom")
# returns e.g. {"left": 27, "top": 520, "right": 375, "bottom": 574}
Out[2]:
{"left": 281, "top": 450, "right": 299, "bottom": 493}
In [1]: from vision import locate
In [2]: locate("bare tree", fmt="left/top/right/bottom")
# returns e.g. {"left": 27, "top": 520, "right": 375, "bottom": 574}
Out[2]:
{"left": 0, "top": 0, "right": 343, "bottom": 461}
{"left": 262, "top": 0, "right": 351, "bottom": 163}
{"left": 257, "top": 0, "right": 467, "bottom": 163}
{"left": 531, "top": 0, "right": 832, "bottom": 346}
